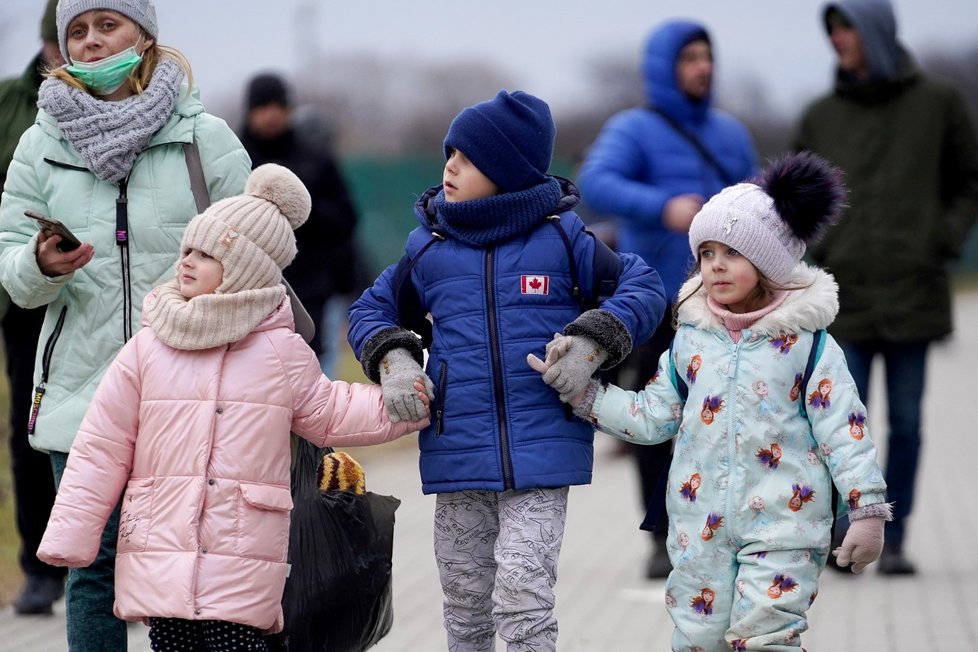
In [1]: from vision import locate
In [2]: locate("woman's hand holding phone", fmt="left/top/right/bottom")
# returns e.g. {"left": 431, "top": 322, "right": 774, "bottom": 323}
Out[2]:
{"left": 36, "top": 229, "right": 94, "bottom": 277}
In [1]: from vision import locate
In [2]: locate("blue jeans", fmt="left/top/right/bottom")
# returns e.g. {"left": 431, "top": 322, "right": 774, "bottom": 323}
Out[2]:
{"left": 51, "top": 451, "right": 127, "bottom": 651}
{"left": 838, "top": 340, "right": 928, "bottom": 545}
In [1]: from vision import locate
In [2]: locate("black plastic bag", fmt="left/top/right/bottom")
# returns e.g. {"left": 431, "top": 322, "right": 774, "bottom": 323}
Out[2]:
{"left": 267, "top": 438, "right": 399, "bottom": 652}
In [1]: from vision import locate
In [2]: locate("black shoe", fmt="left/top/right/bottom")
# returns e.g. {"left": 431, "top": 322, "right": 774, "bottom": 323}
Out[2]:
{"left": 12, "top": 574, "right": 65, "bottom": 615}
{"left": 877, "top": 544, "right": 916, "bottom": 576}
{"left": 645, "top": 540, "right": 672, "bottom": 579}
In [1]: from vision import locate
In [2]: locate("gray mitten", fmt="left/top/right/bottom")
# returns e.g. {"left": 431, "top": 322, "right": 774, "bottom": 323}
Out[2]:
{"left": 833, "top": 517, "right": 885, "bottom": 574}
{"left": 379, "top": 348, "right": 434, "bottom": 423}
{"left": 540, "top": 335, "right": 608, "bottom": 402}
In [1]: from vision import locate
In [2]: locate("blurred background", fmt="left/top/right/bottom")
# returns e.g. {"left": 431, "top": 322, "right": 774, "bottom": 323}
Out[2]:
{"left": 3, "top": 0, "right": 975, "bottom": 275}
{"left": 1, "top": 0, "right": 978, "bottom": 616}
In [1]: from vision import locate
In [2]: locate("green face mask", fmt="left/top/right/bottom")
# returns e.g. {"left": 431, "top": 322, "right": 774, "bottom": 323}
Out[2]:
{"left": 66, "top": 46, "right": 143, "bottom": 96}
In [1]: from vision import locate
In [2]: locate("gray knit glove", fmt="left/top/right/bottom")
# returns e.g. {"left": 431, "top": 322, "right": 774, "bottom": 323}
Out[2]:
{"left": 833, "top": 517, "right": 885, "bottom": 574}
{"left": 379, "top": 348, "right": 434, "bottom": 423}
{"left": 531, "top": 335, "right": 607, "bottom": 403}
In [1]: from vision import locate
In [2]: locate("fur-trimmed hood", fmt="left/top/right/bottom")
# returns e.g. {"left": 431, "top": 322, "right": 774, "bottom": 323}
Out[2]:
{"left": 676, "top": 262, "right": 838, "bottom": 336}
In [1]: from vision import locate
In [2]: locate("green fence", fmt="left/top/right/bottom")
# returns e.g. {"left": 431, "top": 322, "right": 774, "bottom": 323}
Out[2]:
{"left": 340, "top": 156, "right": 978, "bottom": 277}
{"left": 341, "top": 156, "right": 575, "bottom": 275}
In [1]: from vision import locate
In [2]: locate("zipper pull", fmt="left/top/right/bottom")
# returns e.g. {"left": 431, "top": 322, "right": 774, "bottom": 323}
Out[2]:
{"left": 28, "top": 383, "right": 46, "bottom": 435}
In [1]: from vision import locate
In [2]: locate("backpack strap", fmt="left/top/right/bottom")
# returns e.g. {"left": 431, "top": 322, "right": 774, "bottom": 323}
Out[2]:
{"left": 545, "top": 215, "right": 622, "bottom": 310}
{"left": 797, "top": 329, "right": 845, "bottom": 521}
{"left": 667, "top": 336, "right": 688, "bottom": 402}
{"left": 393, "top": 232, "right": 445, "bottom": 348}
{"left": 799, "top": 329, "right": 826, "bottom": 420}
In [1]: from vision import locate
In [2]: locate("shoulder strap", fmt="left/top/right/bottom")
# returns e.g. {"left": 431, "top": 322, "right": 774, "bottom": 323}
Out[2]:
{"left": 393, "top": 233, "right": 445, "bottom": 348}
{"left": 648, "top": 106, "right": 738, "bottom": 186}
{"left": 182, "top": 141, "right": 316, "bottom": 343}
{"left": 667, "top": 336, "right": 688, "bottom": 402}
{"left": 182, "top": 141, "right": 210, "bottom": 214}
{"left": 799, "top": 329, "right": 826, "bottom": 419}
{"left": 545, "top": 216, "right": 622, "bottom": 311}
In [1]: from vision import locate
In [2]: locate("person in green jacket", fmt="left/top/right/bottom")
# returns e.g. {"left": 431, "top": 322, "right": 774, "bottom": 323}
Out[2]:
{"left": 793, "top": 0, "right": 978, "bottom": 575}
{"left": 0, "top": 0, "right": 251, "bottom": 647}
{"left": 0, "top": 0, "right": 68, "bottom": 618}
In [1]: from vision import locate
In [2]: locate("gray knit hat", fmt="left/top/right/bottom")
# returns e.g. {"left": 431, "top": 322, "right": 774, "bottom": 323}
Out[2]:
{"left": 180, "top": 164, "right": 311, "bottom": 294}
{"left": 688, "top": 152, "right": 846, "bottom": 284}
{"left": 56, "top": 0, "right": 158, "bottom": 63}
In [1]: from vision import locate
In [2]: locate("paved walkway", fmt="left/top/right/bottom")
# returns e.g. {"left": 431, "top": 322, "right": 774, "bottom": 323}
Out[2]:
{"left": 3, "top": 290, "right": 977, "bottom": 651}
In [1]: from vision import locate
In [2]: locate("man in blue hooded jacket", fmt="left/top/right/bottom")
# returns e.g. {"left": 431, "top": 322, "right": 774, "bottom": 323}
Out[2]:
{"left": 578, "top": 19, "right": 757, "bottom": 579}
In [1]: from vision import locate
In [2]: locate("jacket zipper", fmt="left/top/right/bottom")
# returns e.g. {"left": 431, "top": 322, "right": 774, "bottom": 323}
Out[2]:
{"left": 724, "top": 336, "right": 744, "bottom": 536}
{"left": 27, "top": 306, "right": 68, "bottom": 435}
{"left": 435, "top": 363, "right": 448, "bottom": 436}
{"left": 47, "top": 141, "right": 178, "bottom": 344}
{"left": 116, "top": 175, "right": 134, "bottom": 342}
{"left": 485, "top": 248, "right": 514, "bottom": 488}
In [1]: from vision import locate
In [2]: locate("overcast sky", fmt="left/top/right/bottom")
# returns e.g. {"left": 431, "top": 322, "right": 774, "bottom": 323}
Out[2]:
{"left": 1, "top": 0, "right": 975, "bottom": 119}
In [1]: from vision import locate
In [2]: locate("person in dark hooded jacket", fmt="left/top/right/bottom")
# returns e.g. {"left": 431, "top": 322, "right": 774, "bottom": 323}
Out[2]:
{"left": 794, "top": 0, "right": 978, "bottom": 575}
{"left": 349, "top": 90, "right": 665, "bottom": 651}
{"left": 577, "top": 19, "right": 757, "bottom": 579}
{"left": 240, "top": 72, "right": 364, "bottom": 362}
{"left": 0, "top": 0, "right": 67, "bottom": 617}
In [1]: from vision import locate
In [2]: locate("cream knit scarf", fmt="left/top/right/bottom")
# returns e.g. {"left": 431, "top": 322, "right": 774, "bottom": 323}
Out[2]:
{"left": 143, "top": 280, "right": 287, "bottom": 351}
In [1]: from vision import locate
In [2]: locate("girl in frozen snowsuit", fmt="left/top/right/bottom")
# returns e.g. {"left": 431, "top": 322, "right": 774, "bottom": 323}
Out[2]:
{"left": 36, "top": 164, "right": 429, "bottom": 651}
{"left": 533, "top": 152, "right": 891, "bottom": 651}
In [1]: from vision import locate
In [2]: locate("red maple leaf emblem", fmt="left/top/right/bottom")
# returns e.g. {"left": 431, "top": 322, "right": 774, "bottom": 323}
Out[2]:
{"left": 529, "top": 277, "right": 542, "bottom": 290}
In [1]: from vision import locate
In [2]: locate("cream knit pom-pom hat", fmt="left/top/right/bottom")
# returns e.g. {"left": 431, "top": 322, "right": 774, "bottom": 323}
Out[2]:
{"left": 180, "top": 163, "right": 311, "bottom": 294}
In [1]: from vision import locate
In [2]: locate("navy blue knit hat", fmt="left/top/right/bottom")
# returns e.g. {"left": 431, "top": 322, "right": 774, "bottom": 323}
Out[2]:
{"left": 443, "top": 90, "right": 555, "bottom": 193}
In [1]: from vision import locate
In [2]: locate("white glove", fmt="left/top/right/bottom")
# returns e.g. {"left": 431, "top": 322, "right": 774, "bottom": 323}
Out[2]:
{"left": 833, "top": 517, "right": 885, "bottom": 574}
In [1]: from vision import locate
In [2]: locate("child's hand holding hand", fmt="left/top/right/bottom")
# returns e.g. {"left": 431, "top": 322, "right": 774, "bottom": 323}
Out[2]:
{"left": 833, "top": 517, "right": 885, "bottom": 573}
{"left": 527, "top": 334, "right": 607, "bottom": 403}
{"left": 526, "top": 332, "right": 572, "bottom": 372}
{"left": 379, "top": 348, "right": 434, "bottom": 423}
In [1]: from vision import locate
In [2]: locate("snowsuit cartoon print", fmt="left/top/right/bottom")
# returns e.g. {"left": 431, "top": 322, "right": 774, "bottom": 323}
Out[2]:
{"left": 586, "top": 264, "right": 887, "bottom": 651}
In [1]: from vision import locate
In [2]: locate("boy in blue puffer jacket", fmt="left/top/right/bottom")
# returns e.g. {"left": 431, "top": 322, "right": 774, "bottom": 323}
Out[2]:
{"left": 348, "top": 90, "right": 666, "bottom": 651}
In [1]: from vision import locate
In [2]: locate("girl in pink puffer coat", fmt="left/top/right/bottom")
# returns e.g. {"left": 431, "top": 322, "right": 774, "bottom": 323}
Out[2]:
{"left": 37, "top": 164, "right": 429, "bottom": 651}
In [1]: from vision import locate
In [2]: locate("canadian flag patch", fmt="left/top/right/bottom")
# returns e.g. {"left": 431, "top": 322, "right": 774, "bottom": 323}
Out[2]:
{"left": 521, "top": 275, "right": 550, "bottom": 295}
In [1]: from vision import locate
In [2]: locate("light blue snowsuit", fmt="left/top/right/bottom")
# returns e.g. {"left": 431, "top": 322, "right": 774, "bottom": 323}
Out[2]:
{"left": 585, "top": 264, "right": 888, "bottom": 651}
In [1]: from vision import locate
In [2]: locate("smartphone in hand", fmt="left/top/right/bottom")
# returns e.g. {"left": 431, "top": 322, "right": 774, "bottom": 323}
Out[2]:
{"left": 24, "top": 210, "right": 82, "bottom": 252}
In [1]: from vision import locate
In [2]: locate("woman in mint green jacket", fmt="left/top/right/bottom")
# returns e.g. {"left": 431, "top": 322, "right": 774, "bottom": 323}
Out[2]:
{"left": 0, "top": 2, "right": 250, "bottom": 649}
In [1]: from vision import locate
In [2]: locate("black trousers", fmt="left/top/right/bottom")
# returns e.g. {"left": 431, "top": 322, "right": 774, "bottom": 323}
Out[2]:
{"left": 605, "top": 311, "right": 676, "bottom": 537}
{"left": 3, "top": 303, "right": 64, "bottom": 580}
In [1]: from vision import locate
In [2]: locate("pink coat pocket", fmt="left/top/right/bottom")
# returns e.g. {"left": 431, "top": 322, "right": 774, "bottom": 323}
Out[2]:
{"left": 236, "top": 482, "right": 293, "bottom": 562}
{"left": 119, "top": 478, "right": 154, "bottom": 553}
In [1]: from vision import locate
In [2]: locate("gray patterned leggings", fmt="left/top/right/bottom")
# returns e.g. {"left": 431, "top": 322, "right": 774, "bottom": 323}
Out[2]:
{"left": 433, "top": 487, "right": 569, "bottom": 652}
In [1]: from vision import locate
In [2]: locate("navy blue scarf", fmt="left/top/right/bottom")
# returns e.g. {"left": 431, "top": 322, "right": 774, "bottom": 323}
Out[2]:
{"left": 432, "top": 178, "right": 563, "bottom": 246}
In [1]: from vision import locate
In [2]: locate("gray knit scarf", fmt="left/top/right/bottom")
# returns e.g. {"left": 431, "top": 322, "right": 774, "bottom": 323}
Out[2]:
{"left": 37, "top": 58, "right": 184, "bottom": 183}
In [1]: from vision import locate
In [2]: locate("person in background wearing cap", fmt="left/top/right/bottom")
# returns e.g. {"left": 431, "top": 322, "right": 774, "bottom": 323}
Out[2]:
{"left": 0, "top": 0, "right": 250, "bottom": 646}
{"left": 577, "top": 19, "right": 757, "bottom": 581}
{"left": 239, "top": 72, "right": 364, "bottom": 374}
{"left": 539, "top": 152, "right": 890, "bottom": 650}
{"left": 0, "top": 0, "right": 67, "bottom": 617}
{"left": 348, "top": 89, "right": 665, "bottom": 651}
{"left": 794, "top": 0, "right": 978, "bottom": 575}
{"left": 35, "top": 164, "right": 429, "bottom": 651}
